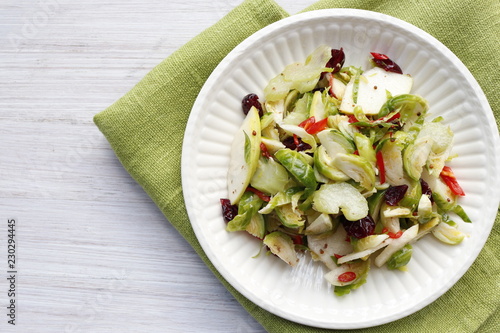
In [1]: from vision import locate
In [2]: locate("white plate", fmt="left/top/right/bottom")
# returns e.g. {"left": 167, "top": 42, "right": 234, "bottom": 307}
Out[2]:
{"left": 182, "top": 9, "right": 500, "bottom": 329}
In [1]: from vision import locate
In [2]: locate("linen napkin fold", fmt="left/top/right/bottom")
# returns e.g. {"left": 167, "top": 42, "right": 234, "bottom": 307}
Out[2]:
{"left": 94, "top": 0, "right": 500, "bottom": 332}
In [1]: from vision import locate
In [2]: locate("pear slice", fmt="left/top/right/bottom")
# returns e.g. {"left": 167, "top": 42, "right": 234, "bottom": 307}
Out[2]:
{"left": 340, "top": 67, "right": 413, "bottom": 115}
{"left": 227, "top": 107, "right": 261, "bottom": 204}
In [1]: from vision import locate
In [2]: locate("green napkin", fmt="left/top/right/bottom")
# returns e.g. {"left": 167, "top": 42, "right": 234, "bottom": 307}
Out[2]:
{"left": 94, "top": 0, "right": 500, "bottom": 332}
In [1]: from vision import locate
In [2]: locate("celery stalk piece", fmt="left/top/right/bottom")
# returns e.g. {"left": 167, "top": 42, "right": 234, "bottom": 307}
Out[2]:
{"left": 313, "top": 182, "right": 369, "bottom": 221}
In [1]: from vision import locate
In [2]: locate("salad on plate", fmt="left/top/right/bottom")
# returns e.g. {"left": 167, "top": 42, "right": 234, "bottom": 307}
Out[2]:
{"left": 220, "top": 45, "right": 471, "bottom": 296}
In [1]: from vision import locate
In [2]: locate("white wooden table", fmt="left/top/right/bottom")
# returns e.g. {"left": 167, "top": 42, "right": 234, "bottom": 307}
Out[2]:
{"left": 1, "top": 1, "right": 318, "bottom": 332}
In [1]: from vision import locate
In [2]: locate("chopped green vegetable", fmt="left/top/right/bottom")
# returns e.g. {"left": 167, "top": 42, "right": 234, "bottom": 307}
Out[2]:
{"left": 275, "top": 203, "right": 305, "bottom": 229}
{"left": 263, "top": 231, "right": 299, "bottom": 266}
{"left": 226, "top": 192, "right": 263, "bottom": 232}
{"left": 305, "top": 213, "right": 334, "bottom": 235}
{"left": 314, "top": 145, "right": 350, "bottom": 182}
{"left": 432, "top": 222, "right": 466, "bottom": 245}
{"left": 250, "top": 157, "right": 289, "bottom": 195}
{"left": 353, "top": 132, "right": 376, "bottom": 167}
{"left": 275, "top": 148, "right": 317, "bottom": 189}
{"left": 332, "top": 153, "right": 375, "bottom": 191}
{"left": 387, "top": 244, "right": 413, "bottom": 270}
{"left": 259, "top": 187, "right": 303, "bottom": 214}
{"left": 225, "top": 46, "right": 471, "bottom": 297}
{"left": 246, "top": 213, "right": 266, "bottom": 239}
{"left": 403, "top": 136, "right": 433, "bottom": 181}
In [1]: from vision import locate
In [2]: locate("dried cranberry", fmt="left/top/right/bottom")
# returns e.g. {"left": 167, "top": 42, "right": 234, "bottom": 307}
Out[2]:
{"left": 341, "top": 215, "right": 375, "bottom": 239}
{"left": 384, "top": 185, "right": 408, "bottom": 206}
{"left": 420, "top": 179, "right": 434, "bottom": 203}
{"left": 282, "top": 136, "right": 312, "bottom": 152}
{"left": 326, "top": 48, "right": 345, "bottom": 73}
{"left": 370, "top": 52, "right": 403, "bottom": 74}
{"left": 292, "top": 235, "right": 305, "bottom": 246}
{"left": 297, "top": 141, "right": 312, "bottom": 152}
{"left": 282, "top": 136, "right": 295, "bottom": 149}
{"left": 242, "top": 93, "right": 263, "bottom": 116}
{"left": 220, "top": 198, "right": 238, "bottom": 222}
{"left": 311, "top": 87, "right": 326, "bottom": 93}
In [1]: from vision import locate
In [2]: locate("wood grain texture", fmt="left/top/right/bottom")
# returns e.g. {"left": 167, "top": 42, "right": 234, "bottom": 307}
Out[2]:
{"left": 0, "top": 1, "right": 318, "bottom": 332}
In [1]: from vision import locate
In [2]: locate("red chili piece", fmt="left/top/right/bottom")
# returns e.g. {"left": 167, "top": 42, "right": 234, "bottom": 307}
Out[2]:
{"left": 370, "top": 52, "right": 403, "bottom": 74}
{"left": 388, "top": 230, "right": 403, "bottom": 239}
{"left": 347, "top": 114, "right": 358, "bottom": 123}
{"left": 338, "top": 271, "right": 357, "bottom": 283}
{"left": 381, "top": 228, "right": 403, "bottom": 239}
{"left": 386, "top": 112, "right": 401, "bottom": 122}
{"left": 370, "top": 52, "right": 390, "bottom": 60}
{"left": 299, "top": 116, "right": 328, "bottom": 135}
{"left": 306, "top": 118, "right": 328, "bottom": 135}
{"left": 376, "top": 151, "right": 386, "bottom": 184}
{"left": 245, "top": 187, "right": 271, "bottom": 202}
{"left": 440, "top": 166, "right": 465, "bottom": 196}
{"left": 298, "top": 116, "right": 316, "bottom": 131}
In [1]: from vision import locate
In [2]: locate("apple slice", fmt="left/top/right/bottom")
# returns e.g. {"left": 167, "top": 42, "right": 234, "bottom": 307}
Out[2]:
{"left": 331, "top": 77, "right": 346, "bottom": 100}
{"left": 227, "top": 106, "right": 261, "bottom": 204}
{"left": 340, "top": 67, "right": 413, "bottom": 115}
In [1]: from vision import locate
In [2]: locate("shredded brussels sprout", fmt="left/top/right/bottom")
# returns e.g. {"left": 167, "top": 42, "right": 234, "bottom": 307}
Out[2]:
{"left": 223, "top": 45, "right": 471, "bottom": 297}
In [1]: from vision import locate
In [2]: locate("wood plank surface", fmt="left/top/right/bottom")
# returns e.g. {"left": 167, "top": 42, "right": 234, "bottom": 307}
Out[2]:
{"left": 0, "top": 1, "right": 319, "bottom": 332}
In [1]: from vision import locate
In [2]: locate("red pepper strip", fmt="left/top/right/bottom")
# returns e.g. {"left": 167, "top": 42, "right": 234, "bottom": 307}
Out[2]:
{"left": 353, "top": 150, "right": 359, "bottom": 155}
{"left": 334, "top": 253, "right": 344, "bottom": 259}
{"left": 370, "top": 52, "right": 403, "bottom": 74}
{"left": 376, "top": 151, "right": 386, "bottom": 184}
{"left": 293, "top": 134, "right": 300, "bottom": 146}
{"left": 298, "top": 116, "right": 316, "bottom": 131}
{"left": 381, "top": 228, "right": 403, "bottom": 239}
{"left": 386, "top": 112, "right": 401, "bottom": 123}
{"left": 260, "top": 142, "right": 271, "bottom": 158}
{"left": 388, "top": 230, "right": 403, "bottom": 239}
{"left": 306, "top": 118, "right": 328, "bottom": 135}
{"left": 440, "top": 166, "right": 465, "bottom": 196}
{"left": 370, "top": 52, "right": 389, "bottom": 60}
{"left": 338, "top": 272, "right": 357, "bottom": 283}
{"left": 246, "top": 187, "right": 271, "bottom": 202}
{"left": 347, "top": 114, "right": 358, "bottom": 123}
